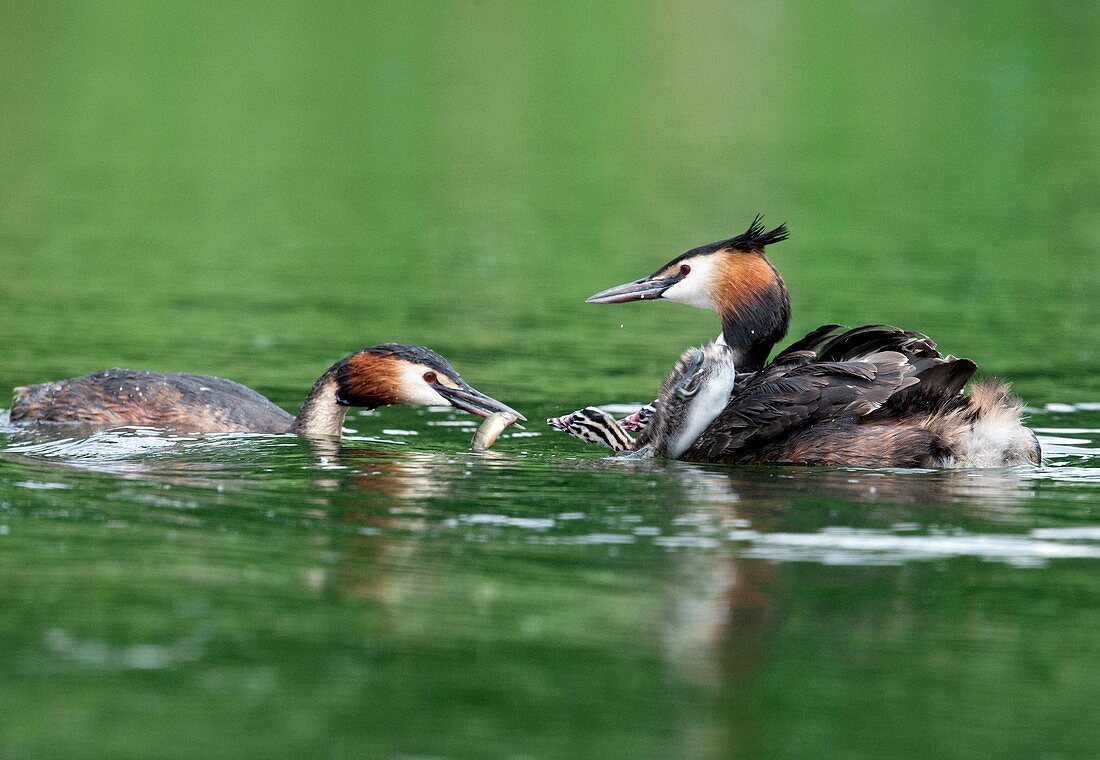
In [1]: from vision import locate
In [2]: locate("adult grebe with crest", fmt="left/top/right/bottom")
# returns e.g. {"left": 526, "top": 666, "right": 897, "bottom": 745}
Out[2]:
{"left": 551, "top": 218, "right": 1039, "bottom": 468}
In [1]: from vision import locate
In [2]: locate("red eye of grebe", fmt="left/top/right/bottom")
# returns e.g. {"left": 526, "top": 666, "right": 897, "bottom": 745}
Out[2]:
{"left": 680, "top": 264, "right": 691, "bottom": 276}
{"left": 422, "top": 371, "right": 437, "bottom": 383}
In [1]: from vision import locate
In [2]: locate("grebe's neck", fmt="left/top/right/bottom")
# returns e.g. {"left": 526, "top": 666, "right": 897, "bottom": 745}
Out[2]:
{"left": 717, "top": 262, "right": 790, "bottom": 373}
{"left": 290, "top": 372, "right": 351, "bottom": 438}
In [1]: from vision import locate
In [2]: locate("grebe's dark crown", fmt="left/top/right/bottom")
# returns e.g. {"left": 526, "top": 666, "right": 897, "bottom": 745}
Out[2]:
{"left": 651, "top": 215, "right": 788, "bottom": 276}
{"left": 360, "top": 344, "right": 464, "bottom": 382}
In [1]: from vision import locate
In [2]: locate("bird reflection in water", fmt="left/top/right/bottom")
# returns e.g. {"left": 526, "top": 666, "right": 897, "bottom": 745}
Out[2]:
{"left": 302, "top": 442, "right": 484, "bottom": 604}
{"left": 642, "top": 461, "right": 1036, "bottom": 678}
{"left": 640, "top": 461, "right": 1040, "bottom": 754}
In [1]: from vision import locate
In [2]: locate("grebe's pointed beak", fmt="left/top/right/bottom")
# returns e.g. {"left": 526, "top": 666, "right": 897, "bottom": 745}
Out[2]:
{"left": 433, "top": 382, "right": 527, "bottom": 426}
{"left": 586, "top": 275, "right": 679, "bottom": 304}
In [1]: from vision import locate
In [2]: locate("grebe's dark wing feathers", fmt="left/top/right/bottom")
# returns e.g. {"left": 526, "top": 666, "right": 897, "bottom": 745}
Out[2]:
{"left": 772, "top": 324, "right": 948, "bottom": 370}
{"left": 158, "top": 373, "right": 296, "bottom": 430}
{"left": 868, "top": 356, "right": 978, "bottom": 421}
{"left": 687, "top": 351, "right": 918, "bottom": 460}
{"left": 771, "top": 324, "right": 845, "bottom": 362}
{"left": 815, "top": 325, "right": 941, "bottom": 363}
{"left": 911, "top": 358, "right": 977, "bottom": 397}
{"left": 816, "top": 326, "right": 979, "bottom": 414}
{"left": 769, "top": 324, "right": 977, "bottom": 412}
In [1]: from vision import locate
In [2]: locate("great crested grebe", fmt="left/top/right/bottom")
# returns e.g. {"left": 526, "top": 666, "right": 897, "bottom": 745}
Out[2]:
{"left": 552, "top": 217, "right": 1040, "bottom": 468}
{"left": 9, "top": 344, "right": 523, "bottom": 439}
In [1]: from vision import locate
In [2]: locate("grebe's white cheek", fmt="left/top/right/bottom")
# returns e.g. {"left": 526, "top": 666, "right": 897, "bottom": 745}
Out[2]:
{"left": 399, "top": 365, "right": 450, "bottom": 406}
{"left": 409, "top": 384, "right": 449, "bottom": 407}
{"left": 661, "top": 256, "right": 718, "bottom": 310}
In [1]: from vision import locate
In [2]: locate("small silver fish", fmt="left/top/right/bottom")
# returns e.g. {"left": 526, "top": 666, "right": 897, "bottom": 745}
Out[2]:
{"left": 471, "top": 412, "right": 518, "bottom": 452}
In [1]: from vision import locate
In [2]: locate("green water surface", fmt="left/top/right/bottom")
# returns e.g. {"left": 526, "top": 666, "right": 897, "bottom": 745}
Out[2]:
{"left": 2, "top": 2, "right": 1099, "bottom": 758}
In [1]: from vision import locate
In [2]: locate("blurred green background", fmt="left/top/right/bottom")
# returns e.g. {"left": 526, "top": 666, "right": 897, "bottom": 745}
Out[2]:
{"left": 2, "top": 0, "right": 1097, "bottom": 405}
{"left": 1, "top": 2, "right": 1099, "bottom": 759}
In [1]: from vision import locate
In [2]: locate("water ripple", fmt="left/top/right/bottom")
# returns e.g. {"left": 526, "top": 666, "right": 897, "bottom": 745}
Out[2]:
{"left": 732, "top": 526, "right": 1100, "bottom": 567}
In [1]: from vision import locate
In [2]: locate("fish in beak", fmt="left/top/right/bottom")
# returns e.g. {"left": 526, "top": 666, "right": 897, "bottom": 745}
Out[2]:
{"left": 433, "top": 381, "right": 527, "bottom": 428}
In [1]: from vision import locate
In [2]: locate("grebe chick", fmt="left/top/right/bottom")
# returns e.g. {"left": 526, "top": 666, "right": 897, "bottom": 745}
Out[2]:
{"left": 546, "top": 401, "right": 660, "bottom": 452}
{"left": 549, "top": 343, "right": 739, "bottom": 456}
{"left": 9, "top": 344, "right": 523, "bottom": 439}
{"left": 579, "top": 217, "right": 1040, "bottom": 467}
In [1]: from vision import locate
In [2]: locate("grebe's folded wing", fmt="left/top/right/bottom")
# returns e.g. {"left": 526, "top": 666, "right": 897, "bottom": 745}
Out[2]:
{"left": 774, "top": 324, "right": 942, "bottom": 365}
{"left": 770, "top": 323, "right": 978, "bottom": 409}
{"left": 685, "top": 351, "right": 919, "bottom": 461}
{"left": 813, "top": 325, "right": 979, "bottom": 413}
{"left": 770, "top": 323, "right": 845, "bottom": 363}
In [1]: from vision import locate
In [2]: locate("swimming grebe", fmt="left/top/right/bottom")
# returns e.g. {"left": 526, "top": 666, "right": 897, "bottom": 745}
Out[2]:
{"left": 557, "top": 218, "right": 1040, "bottom": 467}
{"left": 9, "top": 343, "right": 524, "bottom": 439}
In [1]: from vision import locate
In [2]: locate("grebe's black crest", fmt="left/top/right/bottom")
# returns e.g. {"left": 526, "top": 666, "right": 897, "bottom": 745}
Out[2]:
{"left": 654, "top": 215, "right": 789, "bottom": 275}
{"left": 723, "top": 214, "right": 789, "bottom": 253}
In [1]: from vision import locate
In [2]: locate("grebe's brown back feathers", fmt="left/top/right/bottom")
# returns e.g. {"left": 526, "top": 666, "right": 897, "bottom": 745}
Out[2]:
{"left": 11, "top": 370, "right": 293, "bottom": 433}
